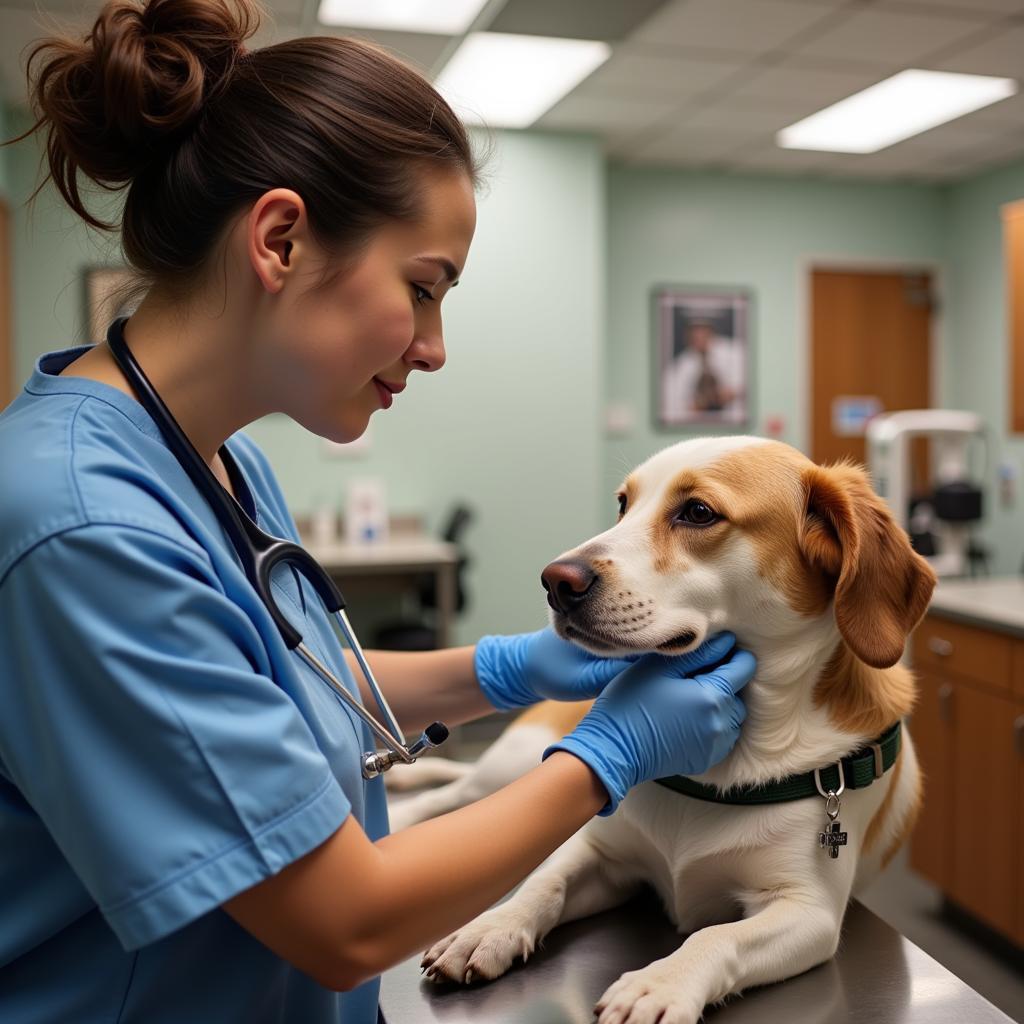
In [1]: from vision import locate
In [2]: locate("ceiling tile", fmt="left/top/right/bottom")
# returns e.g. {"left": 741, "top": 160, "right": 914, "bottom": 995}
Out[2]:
{"left": 939, "top": 137, "right": 1024, "bottom": 175}
{"left": 537, "top": 92, "right": 680, "bottom": 133}
{"left": 929, "top": 23, "right": 1024, "bottom": 78}
{"left": 631, "top": 0, "right": 844, "bottom": 55}
{"left": 0, "top": 7, "right": 92, "bottom": 103}
{"left": 680, "top": 97, "right": 816, "bottom": 135}
{"left": 968, "top": 89, "right": 1024, "bottom": 127}
{"left": 721, "top": 144, "right": 848, "bottom": 173}
{"left": 729, "top": 63, "right": 889, "bottom": 109}
{"left": 575, "top": 45, "right": 742, "bottom": 100}
{"left": 875, "top": 0, "right": 1024, "bottom": 15}
{"left": 792, "top": 6, "right": 995, "bottom": 66}
{"left": 320, "top": 28, "right": 453, "bottom": 74}
{"left": 487, "top": 0, "right": 669, "bottom": 41}
{"left": 617, "top": 122, "right": 754, "bottom": 165}
{"left": 266, "top": 0, "right": 305, "bottom": 24}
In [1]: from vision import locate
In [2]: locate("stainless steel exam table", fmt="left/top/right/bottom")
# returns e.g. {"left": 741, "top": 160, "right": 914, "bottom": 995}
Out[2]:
{"left": 381, "top": 894, "right": 1017, "bottom": 1024}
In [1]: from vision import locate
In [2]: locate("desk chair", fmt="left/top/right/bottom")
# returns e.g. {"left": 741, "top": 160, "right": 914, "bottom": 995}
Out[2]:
{"left": 374, "top": 504, "right": 473, "bottom": 651}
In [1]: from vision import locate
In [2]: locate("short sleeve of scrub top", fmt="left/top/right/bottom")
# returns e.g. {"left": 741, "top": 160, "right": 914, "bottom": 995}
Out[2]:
{"left": 0, "top": 346, "right": 390, "bottom": 1024}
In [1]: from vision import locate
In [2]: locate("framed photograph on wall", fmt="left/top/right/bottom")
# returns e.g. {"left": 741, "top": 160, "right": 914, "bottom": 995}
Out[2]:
{"left": 84, "top": 266, "right": 144, "bottom": 343}
{"left": 653, "top": 286, "right": 752, "bottom": 429}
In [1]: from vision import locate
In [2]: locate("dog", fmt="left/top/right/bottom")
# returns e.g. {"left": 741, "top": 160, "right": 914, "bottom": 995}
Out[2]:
{"left": 414, "top": 436, "right": 936, "bottom": 1023}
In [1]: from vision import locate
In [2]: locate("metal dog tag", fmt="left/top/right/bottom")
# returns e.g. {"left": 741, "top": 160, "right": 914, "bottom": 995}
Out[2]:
{"left": 818, "top": 792, "right": 848, "bottom": 859}
{"left": 819, "top": 818, "right": 848, "bottom": 858}
{"left": 814, "top": 763, "right": 848, "bottom": 861}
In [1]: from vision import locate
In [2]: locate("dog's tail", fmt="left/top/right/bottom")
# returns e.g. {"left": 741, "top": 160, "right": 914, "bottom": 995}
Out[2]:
{"left": 384, "top": 756, "right": 474, "bottom": 792}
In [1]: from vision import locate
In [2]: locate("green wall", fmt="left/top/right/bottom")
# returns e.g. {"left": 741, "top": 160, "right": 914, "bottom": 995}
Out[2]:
{"left": 943, "top": 159, "right": 1024, "bottom": 577}
{"left": 602, "top": 167, "right": 947, "bottom": 504}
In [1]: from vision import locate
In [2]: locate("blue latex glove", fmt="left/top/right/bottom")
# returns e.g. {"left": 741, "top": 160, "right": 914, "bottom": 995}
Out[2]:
{"left": 544, "top": 636, "right": 756, "bottom": 815}
{"left": 474, "top": 627, "right": 638, "bottom": 710}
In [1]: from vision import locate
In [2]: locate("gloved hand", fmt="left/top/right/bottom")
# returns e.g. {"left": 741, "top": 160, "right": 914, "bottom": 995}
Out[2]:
{"left": 474, "top": 627, "right": 638, "bottom": 710}
{"left": 544, "top": 637, "right": 756, "bottom": 815}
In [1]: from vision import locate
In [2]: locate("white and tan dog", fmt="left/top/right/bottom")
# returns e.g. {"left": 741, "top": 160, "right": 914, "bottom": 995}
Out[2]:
{"left": 412, "top": 436, "right": 935, "bottom": 1024}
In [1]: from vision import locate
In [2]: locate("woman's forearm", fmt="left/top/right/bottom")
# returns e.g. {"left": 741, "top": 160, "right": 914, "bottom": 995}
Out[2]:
{"left": 344, "top": 645, "right": 498, "bottom": 733}
{"left": 224, "top": 751, "right": 607, "bottom": 990}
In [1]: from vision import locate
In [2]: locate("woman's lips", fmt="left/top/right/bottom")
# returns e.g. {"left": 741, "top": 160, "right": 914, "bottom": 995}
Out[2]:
{"left": 373, "top": 378, "right": 394, "bottom": 409}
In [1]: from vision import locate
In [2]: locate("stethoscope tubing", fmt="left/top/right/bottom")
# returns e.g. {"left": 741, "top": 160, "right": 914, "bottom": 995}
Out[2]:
{"left": 102, "top": 317, "right": 446, "bottom": 777}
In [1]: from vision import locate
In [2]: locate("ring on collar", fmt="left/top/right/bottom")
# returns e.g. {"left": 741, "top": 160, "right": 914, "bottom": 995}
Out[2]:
{"left": 811, "top": 757, "right": 843, "bottom": 802}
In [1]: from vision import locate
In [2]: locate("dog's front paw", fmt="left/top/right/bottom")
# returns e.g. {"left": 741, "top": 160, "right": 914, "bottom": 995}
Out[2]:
{"left": 595, "top": 964, "right": 702, "bottom": 1024}
{"left": 421, "top": 910, "right": 538, "bottom": 985}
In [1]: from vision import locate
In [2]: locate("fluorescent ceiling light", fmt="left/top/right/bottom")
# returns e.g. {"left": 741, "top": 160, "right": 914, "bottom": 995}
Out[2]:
{"left": 435, "top": 33, "right": 611, "bottom": 129}
{"left": 777, "top": 69, "right": 1017, "bottom": 154}
{"left": 317, "top": 0, "right": 490, "bottom": 34}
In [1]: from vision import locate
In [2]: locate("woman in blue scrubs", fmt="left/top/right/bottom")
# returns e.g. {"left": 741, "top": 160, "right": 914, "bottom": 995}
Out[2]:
{"left": 0, "top": 1, "right": 755, "bottom": 1021}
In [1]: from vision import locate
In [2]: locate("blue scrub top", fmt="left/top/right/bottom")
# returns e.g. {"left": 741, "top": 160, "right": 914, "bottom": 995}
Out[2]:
{"left": 0, "top": 347, "right": 389, "bottom": 1023}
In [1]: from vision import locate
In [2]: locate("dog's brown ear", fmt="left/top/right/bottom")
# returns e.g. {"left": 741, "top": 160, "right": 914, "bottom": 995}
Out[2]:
{"left": 800, "top": 461, "right": 937, "bottom": 668}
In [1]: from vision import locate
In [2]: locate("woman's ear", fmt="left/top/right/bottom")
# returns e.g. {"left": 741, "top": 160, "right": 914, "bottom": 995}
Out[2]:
{"left": 248, "top": 189, "right": 307, "bottom": 293}
{"left": 800, "top": 461, "right": 937, "bottom": 668}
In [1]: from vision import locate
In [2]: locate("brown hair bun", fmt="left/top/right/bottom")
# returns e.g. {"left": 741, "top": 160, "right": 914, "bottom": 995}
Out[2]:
{"left": 25, "top": 0, "right": 259, "bottom": 224}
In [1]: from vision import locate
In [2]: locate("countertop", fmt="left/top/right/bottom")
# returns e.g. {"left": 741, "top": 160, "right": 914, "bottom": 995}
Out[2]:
{"left": 380, "top": 894, "right": 1016, "bottom": 1024}
{"left": 928, "top": 577, "right": 1024, "bottom": 638}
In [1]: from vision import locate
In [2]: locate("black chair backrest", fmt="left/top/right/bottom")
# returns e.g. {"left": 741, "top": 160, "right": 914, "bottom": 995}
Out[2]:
{"left": 441, "top": 504, "right": 474, "bottom": 545}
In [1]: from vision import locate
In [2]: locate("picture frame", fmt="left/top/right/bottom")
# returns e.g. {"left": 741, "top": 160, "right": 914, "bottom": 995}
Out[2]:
{"left": 652, "top": 285, "right": 753, "bottom": 429}
{"left": 84, "top": 265, "right": 144, "bottom": 343}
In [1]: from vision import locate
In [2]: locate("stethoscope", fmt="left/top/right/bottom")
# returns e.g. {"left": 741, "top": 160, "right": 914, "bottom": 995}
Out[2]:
{"left": 105, "top": 316, "right": 448, "bottom": 779}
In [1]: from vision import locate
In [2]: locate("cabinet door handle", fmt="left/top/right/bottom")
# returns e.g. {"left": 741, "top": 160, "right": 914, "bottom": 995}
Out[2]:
{"left": 1015, "top": 715, "right": 1024, "bottom": 756}
{"left": 938, "top": 683, "right": 954, "bottom": 722}
{"left": 928, "top": 637, "right": 953, "bottom": 657}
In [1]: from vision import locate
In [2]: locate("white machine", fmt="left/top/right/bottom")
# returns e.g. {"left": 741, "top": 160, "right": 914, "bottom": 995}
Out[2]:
{"left": 866, "top": 409, "right": 986, "bottom": 578}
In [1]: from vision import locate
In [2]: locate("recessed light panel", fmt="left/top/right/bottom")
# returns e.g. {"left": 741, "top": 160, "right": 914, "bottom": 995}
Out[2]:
{"left": 777, "top": 70, "right": 1017, "bottom": 154}
{"left": 317, "top": 0, "right": 490, "bottom": 35}
{"left": 435, "top": 32, "right": 611, "bottom": 129}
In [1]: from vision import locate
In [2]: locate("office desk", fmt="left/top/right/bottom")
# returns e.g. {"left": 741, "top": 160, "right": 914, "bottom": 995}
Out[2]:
{"left": 380, "top": 895, "right": 1016, "bottom": 1023}
{"left": 304, "top": 538, "right": 459, "bottom": 648}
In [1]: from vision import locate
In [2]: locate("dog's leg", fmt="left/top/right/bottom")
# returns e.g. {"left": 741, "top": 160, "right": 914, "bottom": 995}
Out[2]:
{"left": 422, "top": 830, "right": 638, "bottom": 985}
{"left": 384, "top": 756, "right": 473, "bottom": 792}
{"left": 595, "top": 893, "right": 842, "bottom": 1024}
{"left": 389, "top": 722, "right": 558, "bottom": 830}
{"left": 388, "top": 783, "right": 476, "bottom": 832}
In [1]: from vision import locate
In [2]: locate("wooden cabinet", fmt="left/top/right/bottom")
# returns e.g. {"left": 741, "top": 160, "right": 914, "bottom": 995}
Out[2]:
{"left": 910, "top": 613, "right": 1024, "bottom": 947}
{"left": 909, "top": 671, "right": 953, "bottom": 889}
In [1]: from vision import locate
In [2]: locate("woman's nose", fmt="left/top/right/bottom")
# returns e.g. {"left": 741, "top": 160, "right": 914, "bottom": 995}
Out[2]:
{"left": 406, "top": 330, "right": 446, "bottom": 372}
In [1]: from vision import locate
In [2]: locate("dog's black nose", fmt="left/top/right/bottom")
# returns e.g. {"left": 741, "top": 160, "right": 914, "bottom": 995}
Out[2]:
{"left": 541, "top": 560, "right": 597, "bottom": 614}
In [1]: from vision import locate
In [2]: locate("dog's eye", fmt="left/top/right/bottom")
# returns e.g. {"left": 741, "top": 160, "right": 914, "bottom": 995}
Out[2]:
{"left": 616, "top": 494, "right": 627, "bottom": 518}
{"left": 676, "top": 499, "right": 719, "bottom": 527}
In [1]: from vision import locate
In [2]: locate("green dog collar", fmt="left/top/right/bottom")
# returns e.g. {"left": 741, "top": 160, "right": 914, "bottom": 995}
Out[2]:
{"left": 655, "top": 720, "right": 902, "bottom": 805}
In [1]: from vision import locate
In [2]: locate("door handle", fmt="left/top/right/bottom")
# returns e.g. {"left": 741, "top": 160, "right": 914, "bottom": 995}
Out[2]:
{"left": 928, "top": 637, "right": 953, "bottom": 657}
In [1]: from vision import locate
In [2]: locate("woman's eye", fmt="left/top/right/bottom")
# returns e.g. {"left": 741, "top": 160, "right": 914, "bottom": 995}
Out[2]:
{"left": 616, "top": 494, "right": 627, "bottom": 518}
{"left": 676, "top": 499, "right": 719, "bottom": 527}
{"left": 412, "top": 284, "right": 434, "bottom": 305}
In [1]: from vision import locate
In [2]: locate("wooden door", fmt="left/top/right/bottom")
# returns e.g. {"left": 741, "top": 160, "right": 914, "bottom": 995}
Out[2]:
{"left": 811, "top": 269, "right": 933, "bottom": 479}
{"left": 1004, "top": 201, "right": 1024, "bottom": 434}
{"left": 0, "top": 198, "right": 11, "bottom": 410}
{"left": 1017, "top": 704, "right": 1024, "bottom": 948}
{"left": 949, "top": 684, "right": 1019, "bottom": 942}
{"left": 909, "top": 669, "right": 953, "bottom": 889}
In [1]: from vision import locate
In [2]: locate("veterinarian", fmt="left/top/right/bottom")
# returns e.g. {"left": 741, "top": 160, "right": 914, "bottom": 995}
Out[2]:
{"left": 0, "top": 1, "right": 756, "bottom": 1021}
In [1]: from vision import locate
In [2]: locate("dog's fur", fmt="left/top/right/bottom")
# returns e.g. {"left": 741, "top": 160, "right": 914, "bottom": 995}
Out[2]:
{"left": 411, "top": 437, "right": 935, "bottom": 1023}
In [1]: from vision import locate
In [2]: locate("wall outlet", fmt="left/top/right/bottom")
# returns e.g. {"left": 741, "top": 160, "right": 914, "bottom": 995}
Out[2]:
{"left": 604, "top": 401, "right": 635, "bottom": 436}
